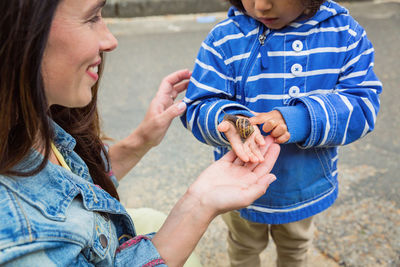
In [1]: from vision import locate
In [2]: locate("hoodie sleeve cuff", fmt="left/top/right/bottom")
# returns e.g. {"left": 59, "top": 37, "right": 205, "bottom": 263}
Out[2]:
{"left": 274, "top": 104, "right": 311, "bottom": 143}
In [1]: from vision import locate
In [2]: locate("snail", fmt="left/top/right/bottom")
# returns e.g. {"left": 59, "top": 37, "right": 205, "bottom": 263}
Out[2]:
{"left": 223, "top": 113, "right": 255, "bottom": 140}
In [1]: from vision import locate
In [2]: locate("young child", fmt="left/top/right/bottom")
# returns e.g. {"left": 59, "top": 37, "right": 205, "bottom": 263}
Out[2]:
{"left": 181, "top": 0, "right": 382, "bottom": 266}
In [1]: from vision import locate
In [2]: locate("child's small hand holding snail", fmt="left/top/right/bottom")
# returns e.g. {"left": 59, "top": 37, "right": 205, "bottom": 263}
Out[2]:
{"left": 223, "top": 114, "right": 255, "bottom": 140}
{"left": 218, "top": 113, "right": 267, "bottom": 163}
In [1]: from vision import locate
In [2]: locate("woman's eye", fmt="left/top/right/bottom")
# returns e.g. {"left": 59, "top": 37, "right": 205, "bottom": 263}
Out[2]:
{"left": 88, "top": 15, "right": 101, "bottom": 23}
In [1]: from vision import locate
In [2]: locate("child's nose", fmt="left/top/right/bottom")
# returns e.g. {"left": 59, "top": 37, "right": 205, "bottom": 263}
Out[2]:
{"left": 254, "top": 0, "right": 273, "bottom": 12}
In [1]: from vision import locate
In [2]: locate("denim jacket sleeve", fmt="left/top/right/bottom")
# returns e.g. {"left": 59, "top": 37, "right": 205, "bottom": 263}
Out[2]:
{"left": 1, "top": 236, "right": 166, "bottom": 267}
{"left": 114, "top": 233, "right": 167, "bottom": 267}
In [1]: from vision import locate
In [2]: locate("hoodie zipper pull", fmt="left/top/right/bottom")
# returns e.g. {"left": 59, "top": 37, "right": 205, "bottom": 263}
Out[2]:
{"left": 258, "top": 34, "right": 266, "bottom": 45}
{"left": 259, "top": 30, "right": 269, "bottom": 69}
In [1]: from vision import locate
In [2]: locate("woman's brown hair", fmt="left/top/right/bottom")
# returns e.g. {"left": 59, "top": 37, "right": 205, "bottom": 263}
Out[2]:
{"left": 0, "top": 0, "right": 119, "bottom": 200}
{"left": 228, "top": 0, "right": 326, "bottom": 18}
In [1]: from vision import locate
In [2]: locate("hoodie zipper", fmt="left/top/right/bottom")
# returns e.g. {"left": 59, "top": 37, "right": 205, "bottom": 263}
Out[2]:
{"left": 239, "top": 26, "right": 268, "bottom": 104}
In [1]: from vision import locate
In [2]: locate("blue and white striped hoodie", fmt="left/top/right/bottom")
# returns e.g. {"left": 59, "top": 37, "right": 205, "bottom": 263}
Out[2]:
{"left": 181, "top": 0, "right": 382, "bottom": 224}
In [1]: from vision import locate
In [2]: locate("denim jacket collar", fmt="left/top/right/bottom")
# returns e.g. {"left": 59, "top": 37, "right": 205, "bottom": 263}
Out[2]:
{"left": 0, "top": 121, "right": 127, "bottom": 222}
{"left": 52, "top": 120, "right": 76, "bottom": 153}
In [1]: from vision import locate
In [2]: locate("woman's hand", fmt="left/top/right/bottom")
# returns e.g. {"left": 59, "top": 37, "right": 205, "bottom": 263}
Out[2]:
{"left": 108, "top": 69, "right": 191, "bottom": 180}
{"left": 153, "top": 135, "right": 279, "bottom": 266}
{"left": 136, "top": 69, "right": 191, "bottom": 147}
{"left": 217, "top": 115, "right": 266, "bottom": 163}
{"left": 188, "top": 135, "right": 280, "bottom": 217}
{"left": 152, "top": 135, "right": 280, "bottom": 267}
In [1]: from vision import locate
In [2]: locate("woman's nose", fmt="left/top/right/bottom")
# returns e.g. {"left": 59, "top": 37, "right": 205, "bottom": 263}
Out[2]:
{"left": 100, "top": 25, "right": 118, "bottom": 52}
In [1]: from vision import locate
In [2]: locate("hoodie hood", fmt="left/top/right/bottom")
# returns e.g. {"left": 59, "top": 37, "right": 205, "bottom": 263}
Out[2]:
{"left": 227, "top": 0, "right": 349, "bottom": 34}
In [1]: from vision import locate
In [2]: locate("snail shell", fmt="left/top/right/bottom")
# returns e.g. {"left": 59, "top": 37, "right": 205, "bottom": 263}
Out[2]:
{"left": 223, "top": 114, "right": 255, "bottom": 140}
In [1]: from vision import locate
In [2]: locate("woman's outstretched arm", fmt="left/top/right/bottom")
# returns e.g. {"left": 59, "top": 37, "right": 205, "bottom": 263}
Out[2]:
{"left": 108, "top": 69, "right": 191, "bottom": 180}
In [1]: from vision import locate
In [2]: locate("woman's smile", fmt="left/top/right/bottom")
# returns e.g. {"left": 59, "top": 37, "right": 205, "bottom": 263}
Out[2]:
{"left": 87, "top": 60, "right": 101, "bottom": 81}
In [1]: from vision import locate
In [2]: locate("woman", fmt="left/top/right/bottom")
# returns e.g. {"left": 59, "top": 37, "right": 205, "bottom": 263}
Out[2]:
{"left": 0, "top": 0, "right": 280, "bottom": 266}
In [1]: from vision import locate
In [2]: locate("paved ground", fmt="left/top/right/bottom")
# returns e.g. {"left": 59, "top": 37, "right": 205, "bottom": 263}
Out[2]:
{"left": 103, "top": 0, "right": 230, "bottom": 18}
{"left": 99, "top": 1, "right": 400, "bottom": 266}
{"left": 102, "top": 0, "right": 373, "bottom": 18}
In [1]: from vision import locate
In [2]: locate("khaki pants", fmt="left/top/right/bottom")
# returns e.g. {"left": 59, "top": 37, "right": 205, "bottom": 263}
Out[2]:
{"left": 222, "top": 211, "right": 314, "bottom": 267}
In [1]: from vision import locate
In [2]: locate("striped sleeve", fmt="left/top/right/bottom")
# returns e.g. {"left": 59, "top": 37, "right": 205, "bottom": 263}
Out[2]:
{"left": 286, "top": 23, "right": 382, "bottom": 148}
{"left": 181, "top": 32, "right": 253, "bottom": 147}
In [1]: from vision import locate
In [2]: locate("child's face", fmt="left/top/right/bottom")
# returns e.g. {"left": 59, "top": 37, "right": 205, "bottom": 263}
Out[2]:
{"left": 241, "top": 0, "right": 307, "bottom": 29}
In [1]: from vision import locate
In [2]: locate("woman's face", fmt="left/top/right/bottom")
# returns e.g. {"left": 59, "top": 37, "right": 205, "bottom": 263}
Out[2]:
{"left": 42, "top": 0, "right": 118, "bottom": 108}
{"left": 241, "top": 0, "right": 306, "bottom": 29}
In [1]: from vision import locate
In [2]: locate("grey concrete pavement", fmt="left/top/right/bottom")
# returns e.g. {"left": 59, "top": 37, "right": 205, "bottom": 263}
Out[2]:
{"left": 103, "top": 0, "right": 370, "bottom": 18}
{"left": 100, "top": 1, "right": 400, "bottom": 266}
{"left": 103, "top": 0, "right": 230, "bottom": 18}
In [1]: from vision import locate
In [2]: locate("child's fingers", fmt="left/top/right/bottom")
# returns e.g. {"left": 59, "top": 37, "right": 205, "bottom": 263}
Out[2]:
{"left": 270, "top": 124, "right": 288, "bottom": 138}
{"left": 245, "top": 135, "right": 273, "bottom": 170}
{"left": 219, "top": 121, "right": 251, "bottom": 162}
{"left": 228, "top": 136, "right": 250, "bottom": 162}
{"left": 217, "top": 121, "right": 231, "bottom": 133}
{"left": 229, "top": 148, "right": 249, "bottom": 163}
{"left": 231, "top": 145, "right": 250, "bottom": 163}
{"left": 248, "top": 115, "right": 267, "bottom": 125}
{"left": 240, "top": 136, "right": 274, "bottom": 171}
{"left": 262, "top": 120, "right": 277, "bottom": 133}
{"left": 243, "top": 161, "right": 257, "bottom": 170}
{"left": 253, "top": 130, "right": 266, "bottom": 146}
{"left": 242, "top": 143, "right": 258, "bottom": 163}
{"left": 249, "top": 141, "right": 264, "bottom": 162}
{"left": 275, "top": 132, "right": 291, "bottom": 144}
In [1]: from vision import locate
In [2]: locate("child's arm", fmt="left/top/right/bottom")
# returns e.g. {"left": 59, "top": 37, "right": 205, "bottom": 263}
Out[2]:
{"left": 258, "top": 22, "right": 381, "bottom": 148}
{"left": 181, "top": 31, "right": 263, "bottom": 161}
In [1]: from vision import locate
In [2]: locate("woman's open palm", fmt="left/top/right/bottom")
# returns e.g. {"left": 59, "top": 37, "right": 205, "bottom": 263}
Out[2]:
{"left": 188, "top": 135, "right": 280, "bottom": 216}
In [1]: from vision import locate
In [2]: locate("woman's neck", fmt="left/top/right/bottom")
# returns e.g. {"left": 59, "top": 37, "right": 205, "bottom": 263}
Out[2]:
{"left": 33, "top": 134, "right": 62, "bottom": 167}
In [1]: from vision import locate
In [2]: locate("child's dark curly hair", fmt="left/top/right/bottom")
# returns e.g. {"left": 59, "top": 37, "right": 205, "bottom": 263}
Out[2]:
{"left": 227, "top": 0, "right": 326, "bottom": 18}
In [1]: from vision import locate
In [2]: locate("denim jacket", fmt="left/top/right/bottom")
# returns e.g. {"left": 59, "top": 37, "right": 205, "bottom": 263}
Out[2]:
{"left": 0, "top": 122, "right": 166, "bottom": 266}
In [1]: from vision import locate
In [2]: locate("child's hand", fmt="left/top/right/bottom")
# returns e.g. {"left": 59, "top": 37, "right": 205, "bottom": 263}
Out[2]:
{"left": 218, "top": 115, "right": 266, "bottom": 163}
{"left": 249, "top": 110, "right": 290, "bottom": 144}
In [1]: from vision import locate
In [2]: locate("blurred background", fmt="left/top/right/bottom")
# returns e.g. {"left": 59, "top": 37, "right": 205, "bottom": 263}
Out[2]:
{"left": 99, "top": 1, "right": 400, "bottom": 266}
